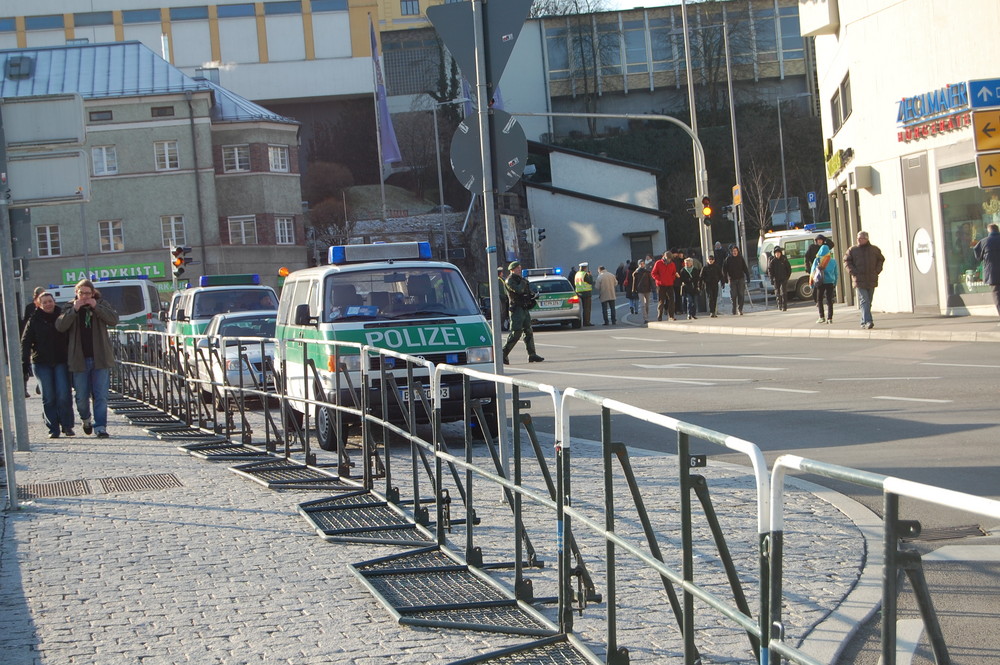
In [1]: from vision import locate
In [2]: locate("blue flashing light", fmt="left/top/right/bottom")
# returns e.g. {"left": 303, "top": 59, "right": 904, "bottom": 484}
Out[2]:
{"left": 48, "top": 284, "right": 58, "bottom": 288}
{"left": 417, "top": 241, "right": 432, "bottom": 259}
{"left": 383, "top": 357, "right": 396, "bottom": 369}
{"left": 446, "top": 353, "right": 459, "bottom": 364}
{"left": 198, "top": 274, "right": 261, "bottom": 287}
{"left": 329, "top": 245, "right": 347, "bottom": 265}
{"left": 553, "top": 267, "right": 562, "bottom": 275}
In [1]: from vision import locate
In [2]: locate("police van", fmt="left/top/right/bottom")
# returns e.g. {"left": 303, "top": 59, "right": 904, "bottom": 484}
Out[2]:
{"left": 757, "top": 226, "right": 829, "bottom": 300}
{"left": 47, "top": 277, "right": 166, "bottom": 332}
{"left": 165, "top": 274, "right": 278, "bottom": 340}
{"left": 275, "top": 241, "right": 496, "bottom": 450}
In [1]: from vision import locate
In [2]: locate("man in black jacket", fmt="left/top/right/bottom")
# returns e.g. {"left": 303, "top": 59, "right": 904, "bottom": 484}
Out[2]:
{"left": 722, "top": 246, "right": 751, "bottom": 315}
{"left": 701, "top": 254, "right": 724, "bottom": 317}
{"left": 767, "top": 246, "right": 793, "bottom": 311}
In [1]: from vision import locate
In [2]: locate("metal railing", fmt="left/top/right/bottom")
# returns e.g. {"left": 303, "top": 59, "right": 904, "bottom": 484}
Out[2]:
{"left": 106, "top": 329, "right": 994, "bottom": 665}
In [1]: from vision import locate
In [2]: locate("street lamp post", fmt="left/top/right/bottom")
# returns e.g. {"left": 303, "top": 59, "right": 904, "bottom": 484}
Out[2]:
{"left": 776, "top": 92, "right": 812, "bottom": 228}
{"left": 431, "top": 98, "right": 468, "bottom": 260}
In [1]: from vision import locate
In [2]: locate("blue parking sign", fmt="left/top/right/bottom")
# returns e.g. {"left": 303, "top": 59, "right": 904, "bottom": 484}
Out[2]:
{"left": 807, "top": 191, "right": 817, "bottom": 204}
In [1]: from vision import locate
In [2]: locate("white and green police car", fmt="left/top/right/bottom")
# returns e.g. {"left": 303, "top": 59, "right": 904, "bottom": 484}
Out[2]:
{"left": 275, "top": 241, "right": 496, "bottom": 450}
{"left": 47, "top": 277, "right": 166, "bottom": 332}
{"left": 165, "top": 275, "right": 278, "bottom": 368}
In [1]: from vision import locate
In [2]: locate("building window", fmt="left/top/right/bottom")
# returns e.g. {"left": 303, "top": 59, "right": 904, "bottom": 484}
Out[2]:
{"left": 401, "top": 0, "right": 420, "bottom": 16}
{"left": 229, "top": 216, "right": 258, "bottom": 245}
{"left": 26, "top": 15, "right": 64, "bottom": 30}
{"left": 311, "top": 0, "right": 347, "bottom": 11}
{"left": 151, "top": 106, "right": 175, "bottom": 117}
{"left": 92, "top": 146, "right": 118, "bottom": 176}
{"left": 268, "top": 145, "right": 289, "bottom": 172}
{"left": 217, "top": 4, "right": 256, "bottom": 18}
{"left": 89, "top": 110, "right": 113, "bottom": 122}
{"left": 36, "top": 226, "right": 61, "bottom": 258}
{"left": 155, "top": 141, "right": 180, "bottom": 171}
{"left": 170, "top": 6, "right": 209, "bottom": 21}
{"left": 831, "top": 73, "right": 852, "bottom": 133}
{"left": 264, "top": 1, "right": 302, "bottom": 15}
{"left": 223, "top": 145, "right": 251, "bottom": 173}
{"left": 122, "top": 9, "right": 161, "bottom": 24}
{"left": 161, "top": 215, "right": 187, "bottom": 248}
{"left": 99, "top": 220, "right": 125, "bottom": 253}
{"left": 940, "top": 184, "right": 997, "bottom": 301}
{"left": 275, "top": 217, "right": 295, "bottom": 245}
{"left": 74, "top": 12, "right": 114, "bottom": 27}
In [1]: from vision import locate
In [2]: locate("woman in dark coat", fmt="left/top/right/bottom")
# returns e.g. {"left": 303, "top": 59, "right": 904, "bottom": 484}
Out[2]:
{"left": 21, "top": 292, "right": 75, "bottom": 438}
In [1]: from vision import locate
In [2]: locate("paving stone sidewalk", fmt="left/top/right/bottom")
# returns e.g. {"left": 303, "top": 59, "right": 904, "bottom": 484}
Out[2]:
{"left": 1, "top": 395, "right": 880, "bottom": 664}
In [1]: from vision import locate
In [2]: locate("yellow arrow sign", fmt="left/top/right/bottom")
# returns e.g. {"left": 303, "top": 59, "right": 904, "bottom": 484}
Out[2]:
{"left": 977, "top": 151, "right": 1000, "bottom": 188}
{"left": 974, "top": 110, "right": 1000, "bottom": 152}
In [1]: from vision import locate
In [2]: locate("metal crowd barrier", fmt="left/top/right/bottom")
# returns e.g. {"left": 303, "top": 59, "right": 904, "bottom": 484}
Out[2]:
{"left": 106, "top": 329, "right": 991, "bottom": 665}
{"left": 769, "top": 456, "right": 1000, "bottom": 665}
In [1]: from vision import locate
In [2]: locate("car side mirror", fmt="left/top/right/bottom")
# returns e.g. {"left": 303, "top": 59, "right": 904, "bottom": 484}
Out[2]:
{"left": 294, "top": 303, "right": 317, "bottom": 327}
{"left": 158, "top": 310, "right": 167, "bottom": 322}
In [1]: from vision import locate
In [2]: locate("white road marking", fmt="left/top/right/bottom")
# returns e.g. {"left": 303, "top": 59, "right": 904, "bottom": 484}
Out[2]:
{"left": 611, "top": 336, "right": 661, "bottom": 341}
{"left": 876, "top": 619, "right": 923, "bottom": 665}
{"left": 921, "top": 362, "right": 1000, "bottom": 369}
{"left": 510, "top": 366, "right": 749, "bottom": 386}
{"left": 618, "top": 349, "right": 678, "bottom": 354}
{"left": 534, "top": 342, "right": 577, "bottom": 348}
{"left": 922, "top": 545, "right": 1000, "bottom": 563}
{"left": 872, "top": 396, "right": 952, "bottom": 404}
{"left": 632, "top": 362, "right": 784, "bottom": 371}
{"left": 826, "top": 377, "right": 940, "bottom": 381}
{"left": 743, "top": 355, "right": 822, "bottom": 361}
{"left": 757, "top": 387, "right": 819, "bottom": 394}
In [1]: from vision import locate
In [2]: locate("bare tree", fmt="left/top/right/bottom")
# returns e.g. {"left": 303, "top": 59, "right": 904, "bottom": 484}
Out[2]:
{"left": 741, "top": 155, "right": 780, "bottom": 240}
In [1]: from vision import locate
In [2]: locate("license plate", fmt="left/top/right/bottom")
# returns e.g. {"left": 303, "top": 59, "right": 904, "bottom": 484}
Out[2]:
{"left": 400, "top": 386, "right": 450, "bottom": 401}
{"left": 538, "top": 300, "right": 561, "bottom": 308}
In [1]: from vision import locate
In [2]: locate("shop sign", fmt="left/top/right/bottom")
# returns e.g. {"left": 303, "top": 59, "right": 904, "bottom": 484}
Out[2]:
{"left": 825, "top": 146, "right": 853, "bottom": 178}
{"left": 896, "top": 82, "right": 972, "bottom": 143}
{"left": 897, "top": 111, "right": 971, "bottom": 143}
{"left": 62, "top": 261, "right": 166, "bottom": 283}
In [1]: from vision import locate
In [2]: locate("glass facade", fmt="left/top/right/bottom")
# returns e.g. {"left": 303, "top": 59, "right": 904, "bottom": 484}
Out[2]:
{"left": 940, "top": 175, "right": 998, "bottom": 301}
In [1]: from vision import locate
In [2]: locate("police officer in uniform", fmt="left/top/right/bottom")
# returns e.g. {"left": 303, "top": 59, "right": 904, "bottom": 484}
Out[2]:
{"left": 502, "top": 261, "right": 544, "bottom": 364}
{"left": 574, "top": 262, "right": 595, "bottom": 326}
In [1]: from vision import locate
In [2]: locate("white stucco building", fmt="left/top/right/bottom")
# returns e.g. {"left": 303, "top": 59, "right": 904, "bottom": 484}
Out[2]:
{"left": 802, "top": 0, "right": 1000, "bottom": 317}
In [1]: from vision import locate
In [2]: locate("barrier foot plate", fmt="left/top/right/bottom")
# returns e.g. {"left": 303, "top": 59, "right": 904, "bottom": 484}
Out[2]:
{"left": 298, "top": 491, "right": 433, "bottom": 546}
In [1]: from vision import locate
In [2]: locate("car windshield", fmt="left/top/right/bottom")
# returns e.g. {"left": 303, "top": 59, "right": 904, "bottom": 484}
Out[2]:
{"left": 193, "top": 289, "right": 277, "bottom": 318}
{"left": 530, "top": 278, "right": 573, "bottom": 295}
{"left": 217, "top": 316, "right": 276, "bottom": 338}
{"left": 97, "top": 285, "right": 145, "bottom": 316}
{"left": 323, "top": 267, "right": 479, "bottom": 322}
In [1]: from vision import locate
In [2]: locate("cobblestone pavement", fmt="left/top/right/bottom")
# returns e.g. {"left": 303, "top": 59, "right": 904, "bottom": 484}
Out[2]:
{"left": 1, "top": 394, "right": 881, "bottom": 664}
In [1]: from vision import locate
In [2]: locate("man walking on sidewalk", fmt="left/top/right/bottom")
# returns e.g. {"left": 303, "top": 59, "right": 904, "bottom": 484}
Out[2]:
{"left": 843, "top": 231, "right": 886, "bottom": 329}
{"left": 650, "top": 251, "right": 678, "bottom": 321}
{"left": 722, "top": 246, "right": 751, "bottom": 315}
{"left": 595, "top": 265, "right": 618, "bottom": 325}
{"left": 974, "top": 223, "right": 1000, "bottom": 321}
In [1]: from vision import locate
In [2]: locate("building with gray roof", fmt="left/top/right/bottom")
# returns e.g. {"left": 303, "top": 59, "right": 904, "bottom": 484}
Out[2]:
{"left": 1, "top": 41, "right": 304, "bottom": 295}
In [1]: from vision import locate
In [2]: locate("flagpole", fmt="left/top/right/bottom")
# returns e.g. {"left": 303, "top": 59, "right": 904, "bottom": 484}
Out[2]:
{"left": 369, "top": 14, "right": 388, "bottom": 222}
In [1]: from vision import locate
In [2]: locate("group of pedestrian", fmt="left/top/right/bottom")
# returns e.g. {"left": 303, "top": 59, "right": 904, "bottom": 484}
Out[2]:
{"left": 20, "top": 279, "right": 119, "bottom": 439}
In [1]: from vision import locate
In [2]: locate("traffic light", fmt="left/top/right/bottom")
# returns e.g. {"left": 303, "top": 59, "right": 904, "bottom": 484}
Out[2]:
{"left": 686, "top": 198, "right": 698, "bottom": 218}
{"left": 536, "top": 227, "right": 546, "bottom": 242}
{"left": 171, "top": 246, "right": 193, "bottom": 277}
{"left": 701, "top": 197, "right": 713, "bottom": 226}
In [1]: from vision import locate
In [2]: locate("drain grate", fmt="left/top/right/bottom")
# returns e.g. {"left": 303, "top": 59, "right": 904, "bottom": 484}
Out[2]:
{"left": 902, "top": 524, "right": 985, "bottom": 542}
{"left": 99, "top": 473, "right": 183, "bottom": 493}
{"left": 18, "top": 479, "right": 91, "bottom": 499}
{"left": 450, "top": 635, "right": 598, "bottom": 664}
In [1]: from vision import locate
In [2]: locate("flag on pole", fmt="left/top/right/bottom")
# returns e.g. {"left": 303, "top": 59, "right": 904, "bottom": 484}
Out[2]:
{"left": 370, "top": 17, "right": 401, "bottom": 166}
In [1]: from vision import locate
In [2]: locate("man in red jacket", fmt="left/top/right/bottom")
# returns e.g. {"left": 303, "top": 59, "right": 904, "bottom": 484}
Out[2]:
{"left": 650, "top": 251, "right": 678, "bottom": 321}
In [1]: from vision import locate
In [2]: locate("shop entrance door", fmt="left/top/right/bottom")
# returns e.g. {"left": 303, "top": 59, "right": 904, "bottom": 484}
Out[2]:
{"left": 901, "top": 152, "right": 939, "bottom": 308}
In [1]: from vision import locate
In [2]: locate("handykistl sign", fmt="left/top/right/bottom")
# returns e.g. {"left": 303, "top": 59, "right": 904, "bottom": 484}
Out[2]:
{"left": 62, "top": 262, "right": 166, "bottom": 283}
{"left": 897, "top": 81, "right": 971, "bottom": 142}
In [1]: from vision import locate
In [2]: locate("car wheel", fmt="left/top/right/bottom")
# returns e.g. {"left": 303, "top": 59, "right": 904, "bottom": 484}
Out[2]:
{"left": 794, "top": 277, "right": 813, "bottom": 301}
{"left": 316, "top": 405, "right": 346, "bottom": 452}
{"left": 571, "top": 317, "right": 582, "bottom": 329}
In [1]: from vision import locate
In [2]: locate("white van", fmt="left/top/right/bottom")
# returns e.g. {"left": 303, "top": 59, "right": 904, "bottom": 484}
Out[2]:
{"left": 47, "top": 277, "right": 165, "bottom": 332}
{"left": 275, "top": 241, "right": 496, "bottom": 451}
{"left": 757, "top": 226, "right": 830, "bottom": 300}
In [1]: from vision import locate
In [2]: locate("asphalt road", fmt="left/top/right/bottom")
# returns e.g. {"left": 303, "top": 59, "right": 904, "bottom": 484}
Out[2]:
{"left": 505, "top": 321, "right": 1000, "bottom": 529}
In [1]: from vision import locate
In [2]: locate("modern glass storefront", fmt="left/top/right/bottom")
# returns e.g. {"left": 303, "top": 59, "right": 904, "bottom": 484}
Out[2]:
{"left": 938, "top": 161, "right": 999, "bottom": 310}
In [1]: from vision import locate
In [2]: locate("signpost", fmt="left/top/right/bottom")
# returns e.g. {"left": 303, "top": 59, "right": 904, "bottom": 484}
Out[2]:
{"left": 970, "top": 78, "right": 1000, "bottom": 188}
